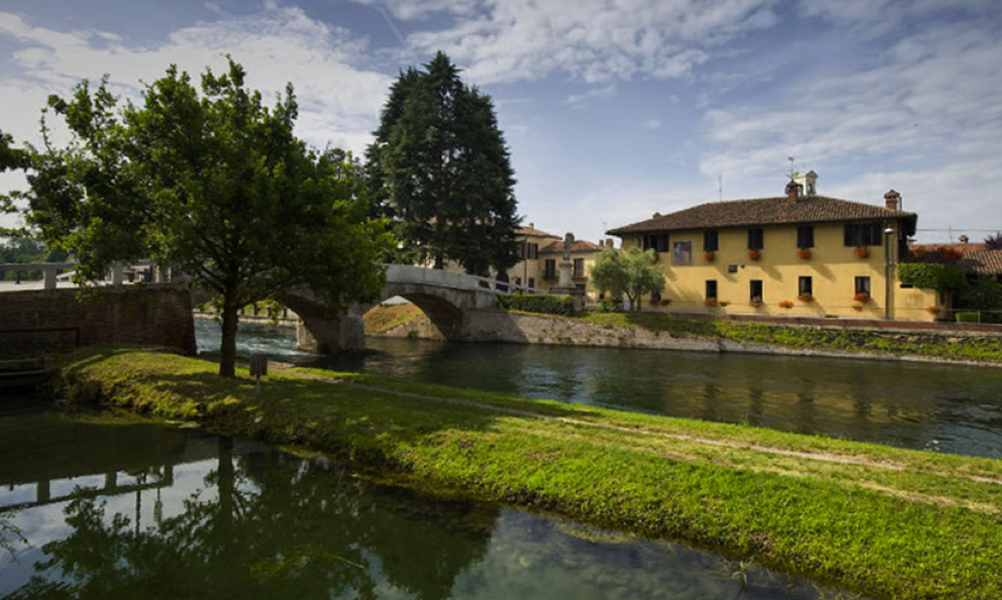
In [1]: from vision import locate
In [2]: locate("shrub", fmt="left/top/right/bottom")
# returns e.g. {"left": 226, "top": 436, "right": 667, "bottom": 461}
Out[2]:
{"left": 956, "top": 311, "right": 981, "bottom": 323}
{"left": 594, "top": 299, "right": 618, "bottom": 313}
{"left": 496, "top": 293, "right": 575, "bottom": 316}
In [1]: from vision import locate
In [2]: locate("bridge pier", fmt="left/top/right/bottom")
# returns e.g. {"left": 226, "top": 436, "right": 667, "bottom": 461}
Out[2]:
{"left": 296, "top": 313, "right": 365, "bottom": 353}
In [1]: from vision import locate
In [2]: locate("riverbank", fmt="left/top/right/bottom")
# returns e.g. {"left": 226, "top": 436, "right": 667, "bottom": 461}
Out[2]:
{"left": 369, "top": 304, "right": 1002, "bottom": 366}
{"left": 58, "top": 346, "right": 1002, "bottom": 600}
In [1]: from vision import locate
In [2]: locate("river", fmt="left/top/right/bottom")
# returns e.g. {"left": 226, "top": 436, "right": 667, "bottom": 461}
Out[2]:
{"left": 196, "top": 319, "right": 1002, "bottom": 458}
{"left": 0, "top": 400, "right": 864, "bottom": 599}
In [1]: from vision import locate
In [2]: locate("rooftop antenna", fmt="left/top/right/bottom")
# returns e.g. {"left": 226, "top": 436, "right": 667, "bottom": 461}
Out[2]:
{"left": 788, "top": 156, "right": 795, "bottom": 179}
{"left": 718, "top": 174, "right": 723, "bottom": 201}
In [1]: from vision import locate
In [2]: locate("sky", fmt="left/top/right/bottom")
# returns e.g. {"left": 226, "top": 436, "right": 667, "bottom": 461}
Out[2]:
{"left": 2, "top": 0, "right": 1001, "bottom": 243}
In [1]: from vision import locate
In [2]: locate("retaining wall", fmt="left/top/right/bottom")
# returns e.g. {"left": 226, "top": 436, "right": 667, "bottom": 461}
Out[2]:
{"left": 0, "top": 284, "right": 197, "bottom": 355}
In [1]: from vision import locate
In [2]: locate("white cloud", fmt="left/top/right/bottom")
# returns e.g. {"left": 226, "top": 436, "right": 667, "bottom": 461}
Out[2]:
{"left": 380, "top": 0, "right": 778, "bottom": 84}
{"left": 562, "top": 84, "right": 615, "bottom": 108}
{"left": 639, "top": 119, "right": 662, "bottom": 130}
{"left": 0, "top": 6, "right": 392, "bottom": 154}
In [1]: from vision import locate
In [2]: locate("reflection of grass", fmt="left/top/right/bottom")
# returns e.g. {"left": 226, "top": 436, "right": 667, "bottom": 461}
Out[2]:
{"left": 58, "top": 346, "right": 1002, "bottom": 600}
{"left": 582, "top": 312, "right": 1002, "bottom": 363}
{"left": 363, "top": 303, "right": 423, "bottom": 334}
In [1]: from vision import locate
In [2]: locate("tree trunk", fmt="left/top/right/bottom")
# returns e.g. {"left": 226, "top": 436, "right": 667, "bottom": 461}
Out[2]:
{"left": 219, "top": 293, "right": 240, "bottom": 377}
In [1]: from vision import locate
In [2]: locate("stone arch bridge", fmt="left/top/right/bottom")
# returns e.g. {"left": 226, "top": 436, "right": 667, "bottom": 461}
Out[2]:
{"left": 1, "top": 262, "right": 520, "bottom": 354}
{"left": 282, "top": 264, "right": 508, "bottom": 352}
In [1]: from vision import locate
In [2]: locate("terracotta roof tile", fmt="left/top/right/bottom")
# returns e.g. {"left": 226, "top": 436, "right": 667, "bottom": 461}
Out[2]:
{"left": 607, "top": 195, "right": 916, "bottom": 235}
{"left": 539, "top": 240, "right": 605, "bottom": 254}
{"left": 959, "top": 249, "right": 1002, "bottom": 275}
{"left": 516, "top": 226, "right": 560, "bottom": 239}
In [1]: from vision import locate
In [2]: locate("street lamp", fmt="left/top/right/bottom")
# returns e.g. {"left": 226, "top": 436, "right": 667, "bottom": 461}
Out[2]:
{"left": 884, "top": 227, "right": 894, "bottom": 320}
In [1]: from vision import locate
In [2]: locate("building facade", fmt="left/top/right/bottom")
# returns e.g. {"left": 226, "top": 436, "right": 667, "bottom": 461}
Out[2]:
{"left": 607, "top": 174, "right": 939, "bottom": 320}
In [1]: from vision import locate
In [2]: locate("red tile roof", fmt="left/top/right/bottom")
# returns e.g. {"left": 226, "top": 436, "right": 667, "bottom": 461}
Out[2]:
{"left": 607, "top": 195, "right": 916, "bottom": 235}
{"left": 539, "top": 240, "right": 605, "bottom": 254}
{"left": 516, "top": 226, "right": 560, "bottom": 239}
{"left": 959, "top": 249, "right": 1002, "bottom": 275}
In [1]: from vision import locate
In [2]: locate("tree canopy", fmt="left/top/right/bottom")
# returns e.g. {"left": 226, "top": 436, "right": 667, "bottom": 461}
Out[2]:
{"left": 366, "top": 51, "right": 521, "bottom": 277}
{"left": 17, "top": 60, "right": 392, "bottom": 376}
{"left": 589, "top": 247, "right": 666, "bottom": 310}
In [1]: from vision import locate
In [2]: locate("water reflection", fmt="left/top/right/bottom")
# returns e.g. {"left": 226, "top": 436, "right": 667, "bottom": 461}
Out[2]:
{"left": 1, "top": 409, "right": 864, "bottom": 599}
{"left": 197, "top": 320, "right": 1002, "bottom": 457}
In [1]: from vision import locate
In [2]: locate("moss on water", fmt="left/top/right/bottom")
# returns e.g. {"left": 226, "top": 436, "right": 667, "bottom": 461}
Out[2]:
{"left": 56, "top": 346, "right": 1002, "bottom": 600}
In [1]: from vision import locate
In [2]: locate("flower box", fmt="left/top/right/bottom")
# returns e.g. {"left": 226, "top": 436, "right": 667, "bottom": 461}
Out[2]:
{"left": 926, "top": 305, "right": 941, "bottom": 315}
{"left": 718, "top": 300, "right": 730, "bottom": 307}
{"left": 747, "top": 250, "right": 761, "bottom": 261}
{"left": 797, "top": 293, "right": 813, "bottom": 303}
{"left": 854, "top": 246, "right": 870, "bottom": 259}
{"left": 854, "top": 292, "right": 871, "bottom": 303}
{"left": 749, "top": 297, "right": 763, "bottom": 308}
{"left": 704, "top": 251, "right": 715, "bottom": 262}
{"left": 797, "top": 248, "right": 811, "bottom": 260}
{"left": 779, "top": 300, "right": 794, "bottom": 309}
{"left": 852, "top": 303, "right": 864, "bottom": 312}
{"left": 705, "top": 297, "right": 718, "bottom": 307}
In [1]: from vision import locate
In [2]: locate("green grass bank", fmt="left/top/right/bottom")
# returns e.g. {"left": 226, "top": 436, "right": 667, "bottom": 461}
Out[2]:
{"left": 57, "top": 346, "right": 1002, "bottom": 600}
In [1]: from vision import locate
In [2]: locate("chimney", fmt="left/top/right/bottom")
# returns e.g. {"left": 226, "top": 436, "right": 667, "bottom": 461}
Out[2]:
{"left": 959, "top": 235, "right": 969, "bottom": 244}
{"left": 529, "top": 222, "right": 534, "bottom": 229}
{"left": 884, "top": 190, "right": 901, "bottom": 211}
{"left": 598, "top": 239, "right": 604, "bottom": 248}
{"left": 785, "top": 180, "right": 802, "bottom": 201}
{"left": 606, "top": 237, "right": 614, "bottom": 248}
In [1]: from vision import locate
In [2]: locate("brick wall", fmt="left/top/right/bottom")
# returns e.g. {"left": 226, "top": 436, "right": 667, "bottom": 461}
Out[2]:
{"left": 0, "top": 284, "right": 197, "bottom": 355}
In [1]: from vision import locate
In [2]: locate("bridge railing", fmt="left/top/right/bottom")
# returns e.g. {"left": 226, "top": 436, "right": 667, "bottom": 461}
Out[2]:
{"left": 384, "top": 264, "right": 549, "bottom": 296}
{"left": 0, "top": 260, "right": 173, "bottom": 291}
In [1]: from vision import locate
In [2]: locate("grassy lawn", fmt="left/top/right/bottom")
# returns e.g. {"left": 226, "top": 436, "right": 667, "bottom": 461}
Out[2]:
{"left": 57, "top": 346, "right": 1002, "bottom": 600}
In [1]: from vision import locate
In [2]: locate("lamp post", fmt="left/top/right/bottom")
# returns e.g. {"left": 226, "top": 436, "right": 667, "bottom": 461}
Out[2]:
{"left": 884, "top": 227, "right": 894, "bottom": 320}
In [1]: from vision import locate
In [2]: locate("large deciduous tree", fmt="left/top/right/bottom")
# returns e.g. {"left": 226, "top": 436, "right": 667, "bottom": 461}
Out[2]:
{"left": 19, "top": 60, "right": 392, "bottom": 377}
{"left": 366, "top": 51, "right": 521, "bottom": 277}
{"left": 589, "top": 247, "right": 666, "bottom": 311}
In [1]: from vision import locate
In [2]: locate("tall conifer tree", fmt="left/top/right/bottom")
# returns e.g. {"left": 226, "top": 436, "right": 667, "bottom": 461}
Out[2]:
{"left": 367, "top": 52, "right": 520, "bottom": 276}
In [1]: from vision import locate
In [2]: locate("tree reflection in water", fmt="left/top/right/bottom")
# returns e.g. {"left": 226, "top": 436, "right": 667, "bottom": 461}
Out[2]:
{"left": 4, "top": 439, "right": 498, "bottom": 600}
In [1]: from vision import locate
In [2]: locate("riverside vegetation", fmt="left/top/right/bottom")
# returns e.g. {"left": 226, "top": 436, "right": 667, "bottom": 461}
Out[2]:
{"left": 57, "top": 346, "right": 1002, "bottom": 600}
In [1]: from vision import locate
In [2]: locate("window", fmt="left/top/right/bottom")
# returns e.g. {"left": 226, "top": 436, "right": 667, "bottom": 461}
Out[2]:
{"left": 643, "top": 233, "right": 670, "bottom": 253}
{"left": 703, "top": 230, "right": 719, "bottom": 252}
{"left": 528, "top": 277, "right": 535, "bottom": 289}
{"left": 521, "top": 242, "right": 538, "bottom": 260}
{"left": 844, "top": 223, "right": 883, "bottom": 247}
{"left": 750, "top": 280, "right": 763, "bottom": 302}
{"left": 798, "top": 276, "right": 813, "bottom": 296}
{"left": 573, "top": 258, "right": 585, "bottom": 278}
{"left": 705, "top": 280, "right": 718, "bottom": 300}
{"left": 544, "top": 259, "right": 556, "bottom": 279}
{"left": 672, "top": 241, "right": 693, "bottom": 266}
{"left": 855, "top": 276, "right": 871, "bottom": 295}
{"left": 797, "top": 226, "right": 814, "bottom": 249}
{"left": 575, "top": 284, "right": 587, "bottom": 293}
{"left": 515, "top": 277, "right": 522, "bottom": 287}
{"left": 748, "top": 228, "right": 764, "bottom": 250}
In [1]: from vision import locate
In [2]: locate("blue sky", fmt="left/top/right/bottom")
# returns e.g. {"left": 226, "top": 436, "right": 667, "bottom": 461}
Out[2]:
{"left": 2, "top": 0, "right": 1001, "bottom": 243}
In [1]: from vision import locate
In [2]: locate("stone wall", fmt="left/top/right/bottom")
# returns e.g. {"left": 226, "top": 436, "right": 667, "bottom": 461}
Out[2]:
{"left": 0, "top": 284, "right": 197, "bottom": 355}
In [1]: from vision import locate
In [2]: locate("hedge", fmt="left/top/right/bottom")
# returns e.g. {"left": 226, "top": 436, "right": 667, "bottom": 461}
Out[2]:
{"left": 897, "top": 263, "right": 967, "bottom": 293}
{"left": 496, "top": 293, "right": 575, "bottom": 316}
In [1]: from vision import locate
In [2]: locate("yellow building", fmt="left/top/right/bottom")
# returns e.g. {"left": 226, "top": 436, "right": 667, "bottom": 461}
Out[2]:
{"left": 607, "top": 174, "right": 938, "bottom": 320}
{"left": 509, "top": 224, "right": 561, "bottom": 291}
{"left": 538, "top": 237, "right": 605, "bottom": 300}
